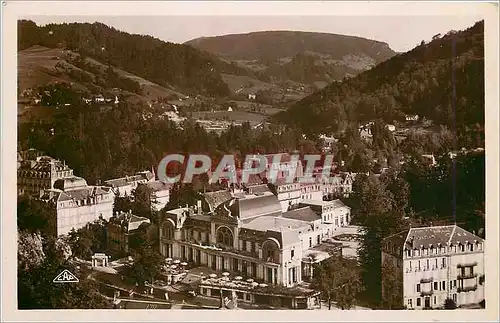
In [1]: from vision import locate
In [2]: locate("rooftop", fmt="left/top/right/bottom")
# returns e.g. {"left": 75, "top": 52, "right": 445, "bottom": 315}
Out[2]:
{"left": 300, "top": 199, "right": 349, "bottom": 209}
{"left": 216, "top": 192, "right": 282, "bottom": 221}
{"left": 384, "top": 225, "right": 484, "bottom": 250}
{"left": 241, "top": 216, "right": 310, "bottom": 233}
{"left": 282, "top": 207, "right": 321, "bottom": 223}
{"left": 104, "top": 171, "right": 154, "bottom": 188}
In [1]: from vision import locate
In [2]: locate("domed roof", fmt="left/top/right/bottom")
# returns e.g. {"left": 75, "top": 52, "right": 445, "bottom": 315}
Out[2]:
{"left": 53, "top": 176, "right": 88, "bottom": 191}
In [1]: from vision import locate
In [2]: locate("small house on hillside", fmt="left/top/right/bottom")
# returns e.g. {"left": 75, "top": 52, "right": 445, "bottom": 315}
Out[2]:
{"left": 227, "top": 107, "right": 233, "bottom": 112}
{"left": 405, "top": 114, "right": 419, "bottom": 122}
{"left": 386, "top": 124, "right": 396, "bottom": 132}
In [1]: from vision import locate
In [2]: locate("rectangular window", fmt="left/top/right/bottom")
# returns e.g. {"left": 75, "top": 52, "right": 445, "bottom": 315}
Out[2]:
{"left": 309, "top": 237, "right": 312, "bottom": 248}
{"left": 417, "top": 298, "right": 421, "bottom": 307}
{"left": 435, "top": 259, "right": 438, "bottom": 268}
{"left": 434, "top": 282, "right": 438, "bottom": 290}
{"left": 434, "top": 296, "right": 437, "bottom": 305}
{"left": 417, "top": 284, "right": 421, "bottom": 292}
{"left": 408, "top": 299, "right": 413, "bottom": 307}
{"left": 317, "top": 235, "right": 320, "bottom": 244}
{"left": 442, "top": 281, "right": 446, "bottom": 290}
{"left": 291, "top": 249, "right": 295, "bottom": 258}
{"left": 442, "top": 258, "right": 446, "bottom": 268}
{"left": 233, "top": 258, "right": 239, "bottom": 272}
{"left": 454, "top": 280, "right": 457, "bottom": 288}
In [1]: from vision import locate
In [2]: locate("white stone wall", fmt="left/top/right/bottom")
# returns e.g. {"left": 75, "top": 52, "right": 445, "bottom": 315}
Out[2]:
{"left": 56, "top": 197, "right": 113, "bottom": 236}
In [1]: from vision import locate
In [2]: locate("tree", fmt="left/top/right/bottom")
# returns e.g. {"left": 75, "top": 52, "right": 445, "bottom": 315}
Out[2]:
{"left": 113, "top": 191, "right": 133, "bottom": 214}
{"left": 351, "top": 175, "right": 406, "bottom": 306}
{"left": 444, "top": 298, "right": 457, "bottom": 309}
{"left": 18, "top": 234, "right": 110, "bottom": 309}
{"left": 66, "top": 219, "right": 108, "bottom": 260}
{"left": 311, "top": 257, "right": 361, "bottom": 310}
{"left": 132, "top": 184, "right": 156, "bottom": 219}
{"left": 127, "top": 246, "right": 165, "bottom": 285}
{"left": 17, "top": 196, "right": 57, "bottom": 238}
{"left": 381, "top": 261, "right": 403, "bottom": 309}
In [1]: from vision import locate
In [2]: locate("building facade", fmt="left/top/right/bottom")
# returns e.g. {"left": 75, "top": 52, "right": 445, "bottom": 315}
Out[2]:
{"left": 299, "top": 182, "right": 323, "bottom": 201}
{"left": 18, "top": 155, "right": 75, "bottom": 196}
{"left": 382, "top": 225, "right": 485, "bottom": 309}
{"left": 40, "top": 176, "right": 114, "bottom": 236}
{"left": 159, "top": 191, "right": 343, "bottom": 288}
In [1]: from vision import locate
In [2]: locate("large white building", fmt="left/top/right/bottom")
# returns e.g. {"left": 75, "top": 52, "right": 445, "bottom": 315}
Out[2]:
{"left": 40, "top": 176, "right": 114, "bottom": 236}
{"left": 159, "top": 191, "right": 345, "bottom": 289}
{"left": 382, "top": 225, "right": 485, "bottom": 309}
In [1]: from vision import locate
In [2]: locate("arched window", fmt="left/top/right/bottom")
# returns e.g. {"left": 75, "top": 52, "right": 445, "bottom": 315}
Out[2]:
{"left": 262, "top": 239, "right": 280, "bottom": 263}
{"left": 216, "top": 227, "right": 233, "bottom": 248}
{"left": 162, "top": 221, "right": 174, "bottom": 240}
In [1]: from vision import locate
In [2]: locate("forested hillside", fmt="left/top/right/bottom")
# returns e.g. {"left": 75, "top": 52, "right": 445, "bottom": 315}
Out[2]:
{"left": 18, "top": 20, "right": 254, "bottom": 97}
{"left": 186, "top": 30, "right": 396, "bottom": 85}
{"left": 277, "top": 21, "right": 484, "bottom": 148}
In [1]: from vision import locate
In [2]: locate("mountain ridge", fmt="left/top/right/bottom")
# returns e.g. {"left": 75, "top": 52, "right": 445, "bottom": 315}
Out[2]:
{"left": 185, "top": 30, "right": 397, "bottom": 85}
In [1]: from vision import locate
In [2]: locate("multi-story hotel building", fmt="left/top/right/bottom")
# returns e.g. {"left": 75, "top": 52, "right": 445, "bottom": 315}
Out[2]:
{"left": 17, "top": 155, "right": 75, "bottom": 196}
{"left": 382, "top": 225, "right": 485, "bottom": 309}
{"left": 159, "top": 190, "right": 346, "bottom": 287}
{"left": 40, "top": 176, "right": 114, "bottom": 236}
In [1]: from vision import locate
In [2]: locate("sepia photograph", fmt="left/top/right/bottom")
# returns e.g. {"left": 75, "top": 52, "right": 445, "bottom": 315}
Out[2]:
{"left": 1, "top": 1, "right": 499, "bottom": 322}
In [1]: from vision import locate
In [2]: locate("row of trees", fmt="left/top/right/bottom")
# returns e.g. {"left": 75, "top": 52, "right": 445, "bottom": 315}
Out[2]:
{"left": 18, "top": 98, "right": 318, "bottom": 185}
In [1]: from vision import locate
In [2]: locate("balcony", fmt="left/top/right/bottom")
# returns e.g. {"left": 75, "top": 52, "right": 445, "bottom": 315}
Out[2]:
{"left": 458, "top": 273, "right": 478, "bottom": 280}
{"left": 457, "top": 262, "right": 478, "bottom": 268}
{"left": 420, "top": 290, "right": 433, "bottom": 296}
{"left": 457, "top": 285, "right": 478, "bottom": 293}
{"left": 420, "top": 277, "right": 433, "bottom": 283}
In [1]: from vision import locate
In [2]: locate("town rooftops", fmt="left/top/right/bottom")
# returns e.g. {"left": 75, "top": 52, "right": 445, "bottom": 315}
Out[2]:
{"left": 384, "top": 225, "right": 484, "bottom": 250}
{"left": 282, "top": 206, "right": 321, "bottom": 222}
{"left": 109, "top": 211, "right": 151, "bottom": 232}
{"left": 40, "top": 185, "right": 110, "bottom": 203}
{"left": 18, "top": 155, "right": 72, "bottom": 173}
{"left": 104, "top": 171, "right": 154, "bottom": 188}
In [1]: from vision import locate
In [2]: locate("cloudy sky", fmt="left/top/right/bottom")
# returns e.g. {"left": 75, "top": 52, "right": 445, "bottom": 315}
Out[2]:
{"left": 27, "top": 15, "right": 482, "bottom": 53}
